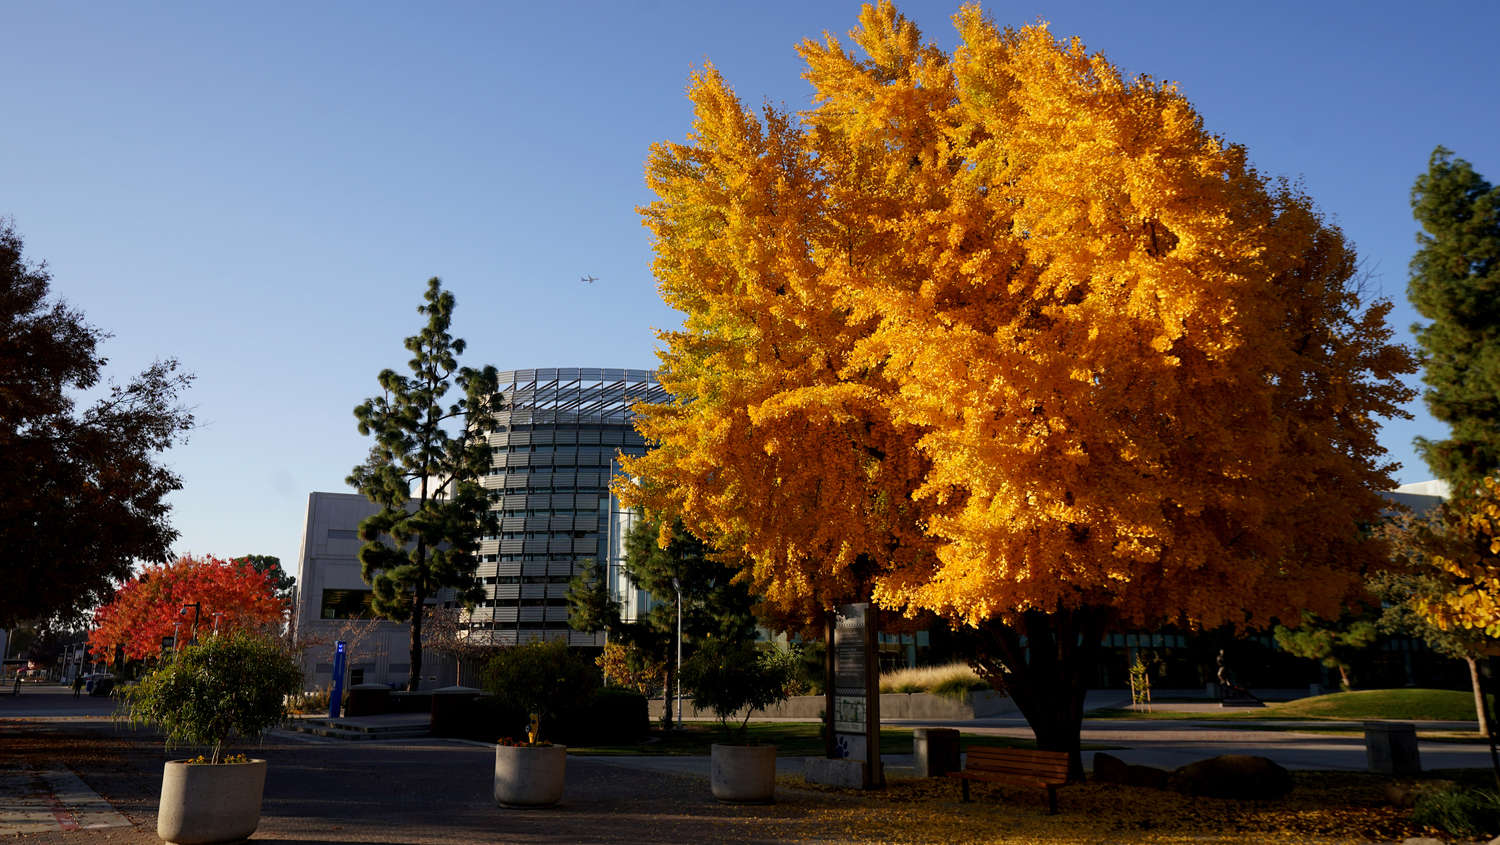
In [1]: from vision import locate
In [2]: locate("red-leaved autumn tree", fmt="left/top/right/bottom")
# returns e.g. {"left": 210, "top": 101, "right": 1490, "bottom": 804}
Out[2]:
{"left": 89, "top": 554, "right": 287, "bottom": 663}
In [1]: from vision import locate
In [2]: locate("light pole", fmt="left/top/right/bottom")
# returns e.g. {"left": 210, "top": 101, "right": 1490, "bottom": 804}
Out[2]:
{"left": 180, "top": 602, "right": 202, "bottom": 645}
{"left": 672, "top": 576, "right": 682, "bottom": 730}
{"left": 171, "top": 622, "right": 182, "bottom": 663}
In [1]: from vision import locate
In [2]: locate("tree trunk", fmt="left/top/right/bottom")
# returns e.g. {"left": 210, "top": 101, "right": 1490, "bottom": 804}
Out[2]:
{"left": 1336, "top": 663, "right": 1351, "bottom": 692}
{"left": 409, "top": 584, "right": 427, "bottom": 692}
{"left": 1480, "top": 657, "right": 1500, "bottom": 793}
{"left": 661, "top": 658, "right": 676, "bottom": 732}
{"left": 1467, "top": 656, "right": 1490, "bottom": 738}
{"left": 964, "top": 605, "right": 1111, "bottom": 781}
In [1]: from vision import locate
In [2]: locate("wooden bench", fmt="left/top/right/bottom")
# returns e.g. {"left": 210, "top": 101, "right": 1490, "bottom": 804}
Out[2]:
{"left": 947, "top": 747, "right": 1071, "bottom": 814}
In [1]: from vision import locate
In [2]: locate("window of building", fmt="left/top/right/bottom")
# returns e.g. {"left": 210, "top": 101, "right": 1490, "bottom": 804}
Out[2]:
{"left": 320, "top": 589, "right": 374, "bottom": 620}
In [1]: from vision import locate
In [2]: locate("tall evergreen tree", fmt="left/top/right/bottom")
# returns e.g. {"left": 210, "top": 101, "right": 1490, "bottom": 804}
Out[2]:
{"left": 567, "top": 516, "right": 757, "bottom": 729}
{"left": 348, "top": 277, "right": 498, "bottom": 691}
{"left": 1410, "top": 147, "right": 1500, "bottom": 489}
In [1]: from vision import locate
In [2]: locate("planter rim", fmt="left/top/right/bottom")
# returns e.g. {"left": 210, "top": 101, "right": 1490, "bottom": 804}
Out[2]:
{"left": 710, "top": 743, "right": 777, "bottom": 751}
{"left": 164, "top": 758, "right": 267, "bottom": 766}
{"left": 495, "top": 743, "right": 568, "bottom": 751}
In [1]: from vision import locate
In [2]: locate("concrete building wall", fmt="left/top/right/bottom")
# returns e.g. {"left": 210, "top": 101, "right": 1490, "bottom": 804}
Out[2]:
{"left": 293, "top": 492, "right": 454, "bottom": 691}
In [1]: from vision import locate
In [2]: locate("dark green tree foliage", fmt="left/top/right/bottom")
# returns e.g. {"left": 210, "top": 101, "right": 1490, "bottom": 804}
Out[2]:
{"left": 480, "top": 639, "right": 600, "bottom": 741}
{"left": 1410, "top": 147, "right": 1500, "bottom": 489}
{"left": 348, "top": 277, "right": 498, "bottom": 691}
{"left": 680, "top": 637, "right": 794, "bottom": 743}
{"left": 0, "top": 219, "right": 194, "bottom": 627}
{"left": 233, "top": 555, "right": 296, "bottom": 602}
{"left": 121, "top": 632, "right": 304, "bottom": 763}
{"left": 1272, "top": 610, "right": 1378, "bottom": 690}
{"left": 568, "top": 516, "right": 757, "bottom": 729}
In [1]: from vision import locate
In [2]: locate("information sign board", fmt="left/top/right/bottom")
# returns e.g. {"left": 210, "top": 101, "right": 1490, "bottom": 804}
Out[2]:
{"left": 827, "top": 603, "right": 883, "bottom": 788}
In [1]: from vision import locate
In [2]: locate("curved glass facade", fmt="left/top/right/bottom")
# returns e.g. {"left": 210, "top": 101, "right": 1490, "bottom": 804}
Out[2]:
{"left": 467, "top": 368, "right": 664, "bottom": 645}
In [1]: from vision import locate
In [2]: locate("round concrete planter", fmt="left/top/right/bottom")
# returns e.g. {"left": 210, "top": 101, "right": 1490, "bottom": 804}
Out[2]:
{"left": 157, "top": 758, "right": 267, "bottom": 844}
{"left": 711, "top": 744, "right": 777, "bottom": 804}
{"left": 493, "top": 744, "right": 567, "bottom": 808}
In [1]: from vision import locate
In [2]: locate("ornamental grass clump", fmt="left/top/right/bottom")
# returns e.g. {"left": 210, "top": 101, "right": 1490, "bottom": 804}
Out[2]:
{"left": 879, "top": 662, "right": 990, "bottom": 701}
{"left": 120, "top": 632, "right": 303, "bottom": 764}
{"left": 1413, "top": 786, "right": 1500, "bottom": 838}
{"left": 481, "top": 639, "right": 599, "bottom": 744}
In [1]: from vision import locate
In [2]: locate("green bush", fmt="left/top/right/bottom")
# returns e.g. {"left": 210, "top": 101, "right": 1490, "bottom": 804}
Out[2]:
{"left": 681, "top": 639, "right": 795, "bottom": 744}
{"left": 121, "top": 632, "right": 304, "bottom": 763}
{"left": 481, "top": 639, "right": 600, "bottom": 740}
{"left": 1413, "top": 787, "right": 1500, "bottom": 837}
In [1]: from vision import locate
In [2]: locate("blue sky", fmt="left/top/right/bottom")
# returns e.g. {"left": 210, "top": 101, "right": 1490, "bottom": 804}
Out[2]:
{"left": 2, "top": 1, "right": 1496, "bottom": 572}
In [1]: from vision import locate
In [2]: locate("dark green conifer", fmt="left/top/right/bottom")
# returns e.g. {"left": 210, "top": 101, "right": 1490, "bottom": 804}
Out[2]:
{"left": 348, "top": 277, "right": 498, "bottom": 691}
{"left": 1409, "top": 147, "right": 1500, "bottom": 489}
{"left": 567, "top": 516, "right": 756, "bottom": 729}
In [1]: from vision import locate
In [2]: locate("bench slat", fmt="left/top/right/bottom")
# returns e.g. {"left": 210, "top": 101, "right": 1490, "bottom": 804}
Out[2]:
{"left": 966, "top": 760, "right": 1069, "bottom": 773}
{"left": 965, "top": 748, "right": 1070, "bottom": 763}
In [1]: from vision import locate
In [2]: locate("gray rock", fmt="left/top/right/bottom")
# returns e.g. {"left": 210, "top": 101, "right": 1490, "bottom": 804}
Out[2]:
{"left": 1168, "top": 754, "right": 1293, "bottom": 800}
{"left": 1093, "top": 752, "right": 1170, "bottom": 790}
{"left": 1402, "top": 838, "right": 1446, "bottom": 845}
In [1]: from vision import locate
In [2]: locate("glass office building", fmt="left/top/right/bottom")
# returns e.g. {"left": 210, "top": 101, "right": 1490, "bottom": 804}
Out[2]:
{"left": 467, "top": 367, "right": 665, "bottom": 645}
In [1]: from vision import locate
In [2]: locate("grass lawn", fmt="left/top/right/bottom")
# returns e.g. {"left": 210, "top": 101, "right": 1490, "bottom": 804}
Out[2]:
{"left": 568, "top": 721, "right": 1125, "bottom": 756}
{"left": 1090, "top": 688, "right": 1492, "bottom": 723}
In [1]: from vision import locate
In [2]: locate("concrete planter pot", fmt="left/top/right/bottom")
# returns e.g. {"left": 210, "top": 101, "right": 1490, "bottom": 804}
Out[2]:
{"left": 157, "top": 758, "right": 267, "bottom": 845}
{"left": 711, "top": 744, "right": 776, "bottom": 804}
{"left": 493, "top": 744, "right": 567, "bottom": 808}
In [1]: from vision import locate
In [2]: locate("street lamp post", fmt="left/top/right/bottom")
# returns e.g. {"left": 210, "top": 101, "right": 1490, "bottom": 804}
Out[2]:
{"left": 672, "top": 576, "right": 682, "bottom": 730}
{"left": 180, "top": 602, "right": 202, "bottom": 645}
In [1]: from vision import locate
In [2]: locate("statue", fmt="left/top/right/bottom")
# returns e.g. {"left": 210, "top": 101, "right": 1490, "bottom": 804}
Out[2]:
{"left": 1215, "top": 649, "right": 1264, "bottom": 708}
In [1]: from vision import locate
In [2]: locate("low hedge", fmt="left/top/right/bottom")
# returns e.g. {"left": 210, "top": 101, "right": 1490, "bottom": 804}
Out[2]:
{"left": 450, "top": 687, "right": 648, "bottom": 747}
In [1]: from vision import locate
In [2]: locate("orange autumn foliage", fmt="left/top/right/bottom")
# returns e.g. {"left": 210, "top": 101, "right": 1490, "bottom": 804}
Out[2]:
{"left": 89, "top": 554, "right": 287, "bottom": 663}
{"left": 620, "top": 2, "right": 1416, "bottom": 635}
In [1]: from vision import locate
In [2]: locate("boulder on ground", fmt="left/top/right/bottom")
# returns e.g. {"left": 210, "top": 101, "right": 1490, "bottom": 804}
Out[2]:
{"left": 1093, "top": 752, "right": 1170, "bottom": 790}
{"left": 1167, "top": 755, "right": 1293, "bottom": 800}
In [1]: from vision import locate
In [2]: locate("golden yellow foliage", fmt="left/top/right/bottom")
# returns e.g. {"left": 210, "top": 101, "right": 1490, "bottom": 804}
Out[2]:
{"left": 1390, "top": 478, "right": 1500, "bottom": 653}
{"left": 621, "top": 2, "right": 1415, "bottom": 637}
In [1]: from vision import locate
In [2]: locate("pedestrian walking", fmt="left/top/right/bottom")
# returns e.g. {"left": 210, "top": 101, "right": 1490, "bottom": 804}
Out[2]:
{"left": 11, "top": 674, "right": 19, "bottom": 697}
{"left": 71, "top": 674, "right": 84, "bottom": 698}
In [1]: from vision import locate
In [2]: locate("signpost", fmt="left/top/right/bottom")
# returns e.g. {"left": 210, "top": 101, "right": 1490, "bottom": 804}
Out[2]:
{"left": 825, "top": 603, "right": 883, "bottom": 789}
{"left": 329, "top": 641, "right": 347, "bottom": 719}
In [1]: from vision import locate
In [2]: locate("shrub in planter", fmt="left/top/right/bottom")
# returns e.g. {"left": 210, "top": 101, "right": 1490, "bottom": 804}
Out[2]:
{"left": 481, "top": 639, "right": 600, "bottom": 742}
{"left": 482, "top": 639, "right": 600, "bottom": 808}
{"left": 120, "top": 632, "right": 303, "bottom": 845}
{"left": 681, "top": 639, "right": 796, "bottom": 804}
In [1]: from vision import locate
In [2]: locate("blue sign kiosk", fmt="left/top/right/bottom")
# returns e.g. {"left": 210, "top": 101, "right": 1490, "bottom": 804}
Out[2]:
{"left": 328, "top": 641, "right": 347, "bottom": 719}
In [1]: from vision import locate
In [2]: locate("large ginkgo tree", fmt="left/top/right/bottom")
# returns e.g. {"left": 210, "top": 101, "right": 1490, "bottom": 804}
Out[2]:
{"left": 617, "top": 2, "right": 1417, "bottom": 776}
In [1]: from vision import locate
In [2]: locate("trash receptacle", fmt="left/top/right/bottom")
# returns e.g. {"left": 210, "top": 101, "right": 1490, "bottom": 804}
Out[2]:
{"left": 914, "top": 727, "right": 961, "bottom": 777}
{"left": 1365, "top": 721, "right": 1420, "bottom": 775}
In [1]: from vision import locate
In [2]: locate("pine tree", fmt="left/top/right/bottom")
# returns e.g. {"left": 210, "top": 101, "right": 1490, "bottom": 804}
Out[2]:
{"left": 1410, "top": 147, "right": 1500, "bottom": 490}
{"left": 567, "top": 516, "right": 757, "bottom": 729}
{"left": 348, "top": 277, "right": 498, "bottom": 692}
